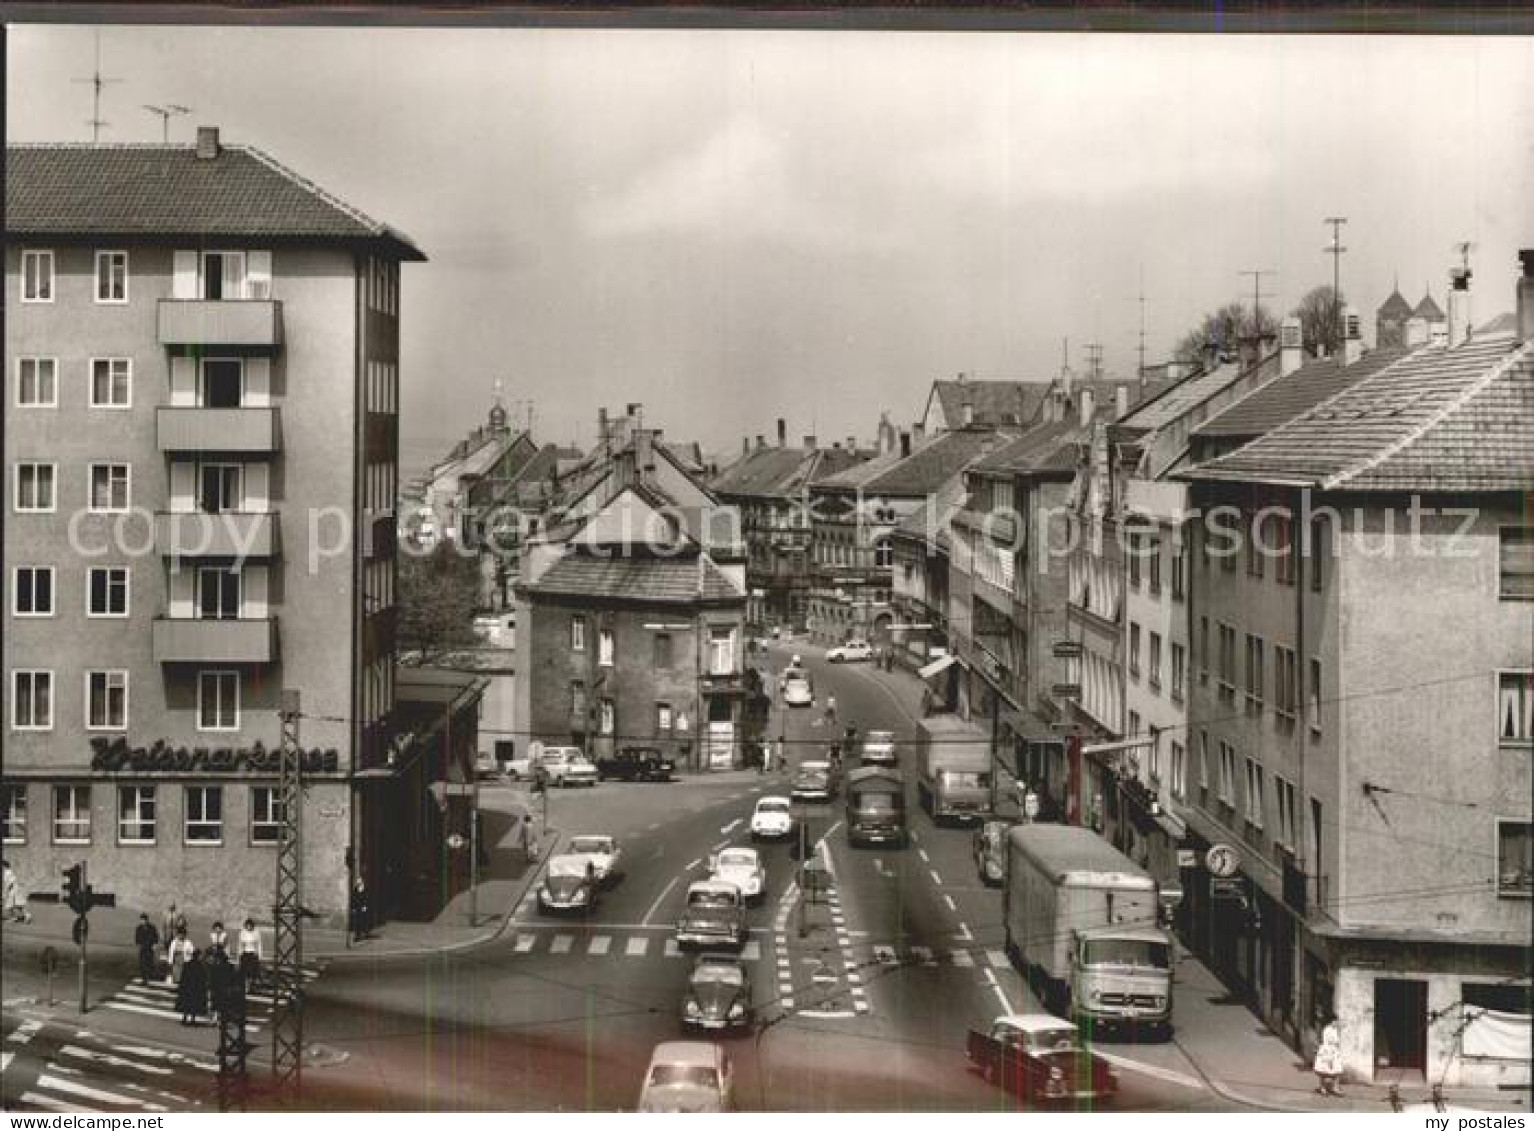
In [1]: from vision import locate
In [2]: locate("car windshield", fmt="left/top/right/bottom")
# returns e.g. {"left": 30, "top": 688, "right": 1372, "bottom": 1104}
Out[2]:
{"left": 569, "top": 837, "right": 611, "bottom": 854}
{"left": 854, "top": 791, "right": 899, "bottom": 811}
{"left": 1082, "top": 938, "right": 1171, "bottom": 969}
{"left": 649, "top": 1065, "right": 719, "bottom": 1089}
{"left": 940, "top": 771, "right": 988, "bottom": 790}
{"left": 716, "top": 851, "right": 754, "bottom": 869}
{"left": 689, "top": 889, "right": 738, "bottom": 908}
{"left": 692, "top": 963, "right": 745, "bottom": 986}
{"left": 757, "top": 800, "right": 790, "bottom": 815}
{"left": 866, "top": 731, "right": 894, "bottom": 745}
{"left": 547, "top": 858, "right": 588, "bottom": 878}
{"left": 1028, "top": 1027, "right": 1080, "bottom": 1051}
{"left": 801, "top": 762, "right": 829, "bottom": 773}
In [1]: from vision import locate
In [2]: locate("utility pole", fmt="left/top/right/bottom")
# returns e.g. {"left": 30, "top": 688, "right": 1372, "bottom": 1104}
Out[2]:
{"left": 1237, "top": 269, "right": 1278, "bottom": 356}
{"left": 988, "top": 677, "right": 1002, "bottom": 816}
{"left": 73, "top": 31, "right": 122, "bottom": 142}
{"left": 272, "top": 690, "right": 305, "bottom": 1097}
{"left": 1323, "top": 218, "right": 1348, "bottom": 352}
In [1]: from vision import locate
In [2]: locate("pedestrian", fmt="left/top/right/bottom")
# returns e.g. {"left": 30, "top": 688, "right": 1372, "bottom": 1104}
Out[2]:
{"left": 824, "top": 693, "right": 837, "bottom": 726}
{"left": 776, "top": 737, "right": 787, "bottom": 773}
{"left": 237, "top": 918, "right": 264, "bottom": 988}
{"left": 209, "top": 919, "right": 228, "bottom": 954}
{"left": 1313, "top": 1015, "right": 1344, "bottom": 1097}
{"left": 349, "top": 878, "right": 370, "bottom": 943}
{"left": 134, "top": 913, "right": 161, "bottom": 985}
{"left": 208, "top": 947, "right": 235, "bottom": 1019}
{"left": 177, "top": 948, "right": 209, "bottom": 1026}
{"left": 162, "top": 901, "right": 186, "bottom": 945}
{"left": 1, "top": 860, "right": 29, "bottom": 923}
{"left": 167, "top": 926, "right": 194, "bottom": 986}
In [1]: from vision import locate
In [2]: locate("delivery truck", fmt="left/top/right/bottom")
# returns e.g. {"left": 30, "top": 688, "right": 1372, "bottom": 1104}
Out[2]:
{"left": 915, "top": 715, "right": 992, "bottom": 823}
{"left": 844, "top": 766, "right": 908, "bottom": 847}
{"left": 1003, "top": 824, "right": 1174, "bottom": 1035}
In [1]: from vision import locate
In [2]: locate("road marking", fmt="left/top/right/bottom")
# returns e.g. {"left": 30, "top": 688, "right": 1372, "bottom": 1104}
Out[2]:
{"left": 626, "top": 937, "right": 649, "bottom": 957}
{"left": 685, "top": 858, "right": 703, "bottom": 871}
{"left": 642, "top": 876, "right": 679, "bottom": 925}
{"left": 781, "top": 997, "right": 795, "bottom": 1009}
{"left": 19, "top": 1092, "right": 91, "bottom": 1113}
{"left": 663, "top": 939, "right": 682, "bottom": 958}
{"left": 550, "top": 935, "right": 574, "bottom": 954}
{"left": 943, "top": 894, "right": 956, "bottom": 910}
{"left": 929, "top": 869, "right": 943, "bottom": 885}
{"left": 917, "top": 848, "right": 930, "bottom": 863}
{"left": 982, "top": 968, "right": 1015, "bottom": 1014}
{"left": 845, "top": 971, "right": 862, "bottom": 985}
{"left": 57, "top": 1045, "right": 173, "bottom": 1076}
{"left": 910, "top": 830, "right": 921, "bottom": 843}
{"left": 720, "top": 819, "right": 742, "bottom": 835}
{"left": 588, "top": 935, "right": 612, "bottom": 956}
{"left": 957, "top": 922, "right": 974, "bottom": 941}
{"left": 743, "top": 940, "right": 761, "bottom": 961}
{"left": 7, "top": 1020, "right": 42, "bottom": 1045}
{"left": 111, "top": 1045, "right": 217, "bottom": 1072}
{"left": 1095, "top": 1052, "right": 1206, "bottom": 1090}
{"left": 0, "top": 1051, "right": 12, "bottom": 1073}
{"left": 514, "top": 934, "right": 536, "bottom": 953}
{"left": 951, "top": 950, "right": 975, "bottom": 967}
{"left": 38, "top": 1073, "right": 161, "bottom": 1110}
{"left": 797, "top": 1008, "right": 857, "bottom": 1019}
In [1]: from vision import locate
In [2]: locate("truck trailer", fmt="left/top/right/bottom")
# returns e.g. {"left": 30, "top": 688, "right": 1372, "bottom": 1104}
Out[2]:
{"left": 844, "top": 766, "right": 908, "bottom": 847}
{"left": 915, "top": 715, "right": 992, "bottom": 823}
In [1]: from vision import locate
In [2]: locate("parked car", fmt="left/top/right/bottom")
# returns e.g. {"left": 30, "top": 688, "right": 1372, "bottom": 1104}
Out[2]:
{"left": 598, "top": 746, "right": 675, "bottom": 782}
{"left": 566, "top": 835, "right": 623, "bottom": 884}
{"left": 535, "top": 748, "right": 599, "bottom": 789}
{"left": 782, "top": 676, "right": 814, "bottom": 707}
{"left": 791, "top": 759, "right": 837, "bottom": 802}
{"left": 681, "top": 956, "right": 753, "bottom": 1031}
{"left": 709, "top": 846, "right": 766, "bottom": 904}
{"left": 826, "top": 640, "right": 874, "bottom": 663}
{"left": 636, "top": 1041, "right": 734, "bottom": 1112}
{"left": 537, "top": 855, "right": 599, "bottom": 915}
{"left": 861, "top": 729, "right": 897, "bottom": 765}
{"left": 966, "top": 1014, "right": 1119, "bottom": 1104}
{"left": 973, "top": 819, "right": 1011, "bottom": 886}
{"left": 750, "top": 796, "right": 795, "bottom": 841}
{"left": 675, "top": 880, "right": 748, "bottom": 949}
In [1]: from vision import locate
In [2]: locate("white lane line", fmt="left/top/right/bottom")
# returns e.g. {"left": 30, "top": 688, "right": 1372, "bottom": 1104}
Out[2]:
{"left": 642, "top": 876, "right": 680, "bottom": 926}
{"left": 112, "top": 1046, "right": 217, "bottom": 1073}
{"left": 588, "top": 935, "right": 611, "bottom": 956}
{"left": 1095, "top": 1052, "right": 1206, "bottom": 1090}
{"left": 797, "top": 1009, "right": 856, "bottom": 1019}
{"left": 103, "top": 1000, "right": 264, "bottom": 1032}
{"left": 943, "top": 894, "right": 956, "bottom": 910}
{"left": 982, "top": 968, "right": 1016, "bottom": 1014}
{"left": 550, "top": 934, "right": 574, "bottom": 954}
{"left": 845, "top": 972, "right": 862, "bottom": 985}
{"left": 986, "top": 948, "right": 1009, "bottom": 968}
{"left": 626, "top": 937, "right": 649, "bottom": 957}
{"left": 929, "top": 869, "right": 943, "bottom": 885}
{"left": 37, "top": 1074, "right": 162, "bottom": 1110}
{"left": 720, "top": 819, "right": 742, "bottom": 835}
{"left": 917, "top": 848, "right": 930, "bottom": 863}
{"left": 18, "top": 1092, "right": 91, "bottom": 1113}
{"left": 910, "top": 830, "right": 920, "bottom": 843}
{"left": 685, "top": 858, "right": 703, "bottom": 871}
{"left": 514, "top": 934, "right": 537, "bottom": 953}
{"left": 781, "top": 997, "right": 795, "bottom": 1009}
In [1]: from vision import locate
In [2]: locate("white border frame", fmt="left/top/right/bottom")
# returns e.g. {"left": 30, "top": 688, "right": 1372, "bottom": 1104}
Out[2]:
{"left": 94, "top": 249, "right": 129, "bottom": 305}
{"left": 116, "top": 784, "right": 157, "bottom": 847}
{"left": 15, "top": 357, "right": 58, "bottom": 409}
{"left": 20, "top": 249, "right": 54, "bottom": 304}
{"left": 85, "top": 565, "right": 131, "bottom": 619}
{"left": 88, "top": 357, "right": 133, "bottom": 410}
{"left": 11, "top": 668, "right": 54, "bottom": 731}
{"left": 183, "top": 784, "right": 225, "bottom": 846}
{"left": 196, "top": 668, "right": 241, "bottom": 732}
{"left": 11, "top": 565, "right": 56, "bottom": 618}
{"left": 13, "top": 461, "right": 58, "bottom": 514}
{"left": 84, "top": 668, "right": 130, "bottom": 732}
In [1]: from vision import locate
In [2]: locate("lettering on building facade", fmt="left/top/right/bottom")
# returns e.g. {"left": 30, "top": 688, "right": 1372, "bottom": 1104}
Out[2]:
{"left": 88, "top": 737, "right": 340, "bottom": 775}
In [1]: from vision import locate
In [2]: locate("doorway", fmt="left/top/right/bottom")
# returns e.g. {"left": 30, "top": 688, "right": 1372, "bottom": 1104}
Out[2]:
{"left": 1374, "top": 978, "right": 1429, "bottom": 1071}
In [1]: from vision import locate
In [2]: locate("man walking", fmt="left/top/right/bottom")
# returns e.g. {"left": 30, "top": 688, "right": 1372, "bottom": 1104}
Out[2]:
{"left": 134, "top": 913, "right": 161, "bottom": 985}
{"left": 349, "top": 878, "right": 371, "bottom": 944}
{"left": 1, "top": 860, "right": 29, "bottom": 923}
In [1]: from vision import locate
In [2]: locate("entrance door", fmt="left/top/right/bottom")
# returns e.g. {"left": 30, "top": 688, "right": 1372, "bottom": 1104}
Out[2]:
{"left": 1374, "top": 978, "right": 1429, "bottom": 1071}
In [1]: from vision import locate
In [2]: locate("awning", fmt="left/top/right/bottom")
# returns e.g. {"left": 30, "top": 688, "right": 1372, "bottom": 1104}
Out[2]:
{"left": 918, "top": 654, "right": 957, "bottom": 679}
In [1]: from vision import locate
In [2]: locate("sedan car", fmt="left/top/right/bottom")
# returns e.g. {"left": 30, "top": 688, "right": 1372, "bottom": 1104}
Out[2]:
{"left": 598, "top": 747, "right": 675, "bottom": 782}
{"left": 709, "top": 846, "right": 766, "bottom": 904}
{"left": 636, "top": 1041, "right": 734, "bottom": 1113}
{"left": 537, "top": 854, "right": 598, "bottom": 915}
{"left": 973, "top": 819, "right": 1011, "bottom": 886}
{"left": 860, "top": 729, "right": 897, "bottom": 765}
{"left": 782, "top": 676, "right": 814, "bottom": 707}
{"left": 675, "top": 880, "right": 747, "bottom": 949}
{"left": 749, "top": 796, "right": 794, "bottom": 841}
{"left": 566, "top": 834, "right": 622, "bottom": 884}
{"left": 536, "top": 748, "right": 599, "bottom": 789}
{"left": 826, "top": 640, "right": 874, "bottom": 663}
{"left": 967, "top": 1014, "right": 1118, "bottom": 1105}
{"left": 682, "top": 956, "right": 753, "bottom": 1031}
{"left": 791, "top": 759, "right": 836, "bottom": 802}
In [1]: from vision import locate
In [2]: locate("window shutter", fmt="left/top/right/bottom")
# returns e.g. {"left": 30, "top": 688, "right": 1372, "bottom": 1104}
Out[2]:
{"left": 247, "top": 251, "right": 272, "bottom": 298}
{"left": 173, "top": 251, "right": 199, "bottom": 299}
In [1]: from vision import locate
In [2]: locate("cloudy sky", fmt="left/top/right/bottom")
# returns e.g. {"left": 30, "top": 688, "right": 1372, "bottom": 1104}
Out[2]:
{"left": 10, "top": 24, "right": 1532, "bottom": 466}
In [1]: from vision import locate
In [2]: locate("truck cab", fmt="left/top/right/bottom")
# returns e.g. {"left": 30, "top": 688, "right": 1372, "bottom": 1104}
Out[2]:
{"left": 844, "top": 766, "right": 907, "bottom": 847}
{"left": 1070, "top": 927, "right": 1174, "bottom": 1032}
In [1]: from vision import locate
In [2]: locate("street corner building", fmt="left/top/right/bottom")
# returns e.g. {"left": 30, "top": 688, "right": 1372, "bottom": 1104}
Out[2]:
{"left": 3, "top": 128, "right": 431, "bottom": 927}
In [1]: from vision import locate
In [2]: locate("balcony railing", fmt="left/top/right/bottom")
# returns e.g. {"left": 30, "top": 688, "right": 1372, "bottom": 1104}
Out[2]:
{"left": 157, "top": 407, "right": 281, "bottom": 454}
{"left": 155, "top": 511, "right": 279, "bottom": 558}
{"left": 158, "top": 299, "right": 283, "bottom": 348}
{"left": 152, "top": 616, "right": 278, "bottom": 664}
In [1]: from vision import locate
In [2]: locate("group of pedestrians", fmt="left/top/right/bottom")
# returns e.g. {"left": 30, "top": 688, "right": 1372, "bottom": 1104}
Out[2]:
{"left": 132, "top": 903, "right": 264, "bottom": 1027}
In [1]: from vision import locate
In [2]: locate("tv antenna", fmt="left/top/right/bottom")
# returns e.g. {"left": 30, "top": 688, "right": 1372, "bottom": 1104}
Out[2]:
{"left": 1323, "top": 216, "right": 1348, "bottom": 331}
{"left": 73, "top": 31, "right": 122, "bottom": 142}
{"left": 1452, "top": 240, "right": 1476, "bottom": 276}
{"left": 143, "top": 104, "right": 192, "bottom": 142}
{"left": 1136, "top": 267, "right": 1147, "bottom": 388}
{"left": 1237, "top": 268, "right": 1278, "bottom": 344}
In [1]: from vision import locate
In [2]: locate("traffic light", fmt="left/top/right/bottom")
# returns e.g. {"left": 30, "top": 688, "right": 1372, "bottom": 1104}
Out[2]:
{"left": 61, "top": 864, "right": 84, "bottom": 915}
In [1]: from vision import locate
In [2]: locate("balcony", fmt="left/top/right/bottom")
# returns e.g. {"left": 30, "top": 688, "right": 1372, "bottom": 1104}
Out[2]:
{"left": 155, "top": 512, "right": 279, "bottom": 558}
{"left": 152, "top": 617, "right": 278, "bottom": 664}
{"left": 157, "top": 407, "right": 281, "bottom": 455}
{"left": 158, "top": 299, "right": 283, "bottom": 349}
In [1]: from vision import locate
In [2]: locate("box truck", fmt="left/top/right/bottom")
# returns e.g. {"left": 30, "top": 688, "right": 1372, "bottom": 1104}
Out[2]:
{"left": 915, "top": 715, "right": 991, "bottom": 823}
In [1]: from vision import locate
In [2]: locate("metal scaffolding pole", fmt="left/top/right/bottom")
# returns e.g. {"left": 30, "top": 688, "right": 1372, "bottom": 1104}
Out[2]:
{"left": 271, "top": 690, "right": 304, "bottom": 1096}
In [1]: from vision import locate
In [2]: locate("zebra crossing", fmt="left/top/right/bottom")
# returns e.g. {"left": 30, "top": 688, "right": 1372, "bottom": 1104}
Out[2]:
{"left": 509, "top": 929, "right": 763, "bottom": 962}
{"left": 97, "top": 963, "right": 324, "bottom": 1033}
{"left": 867, "top": 943, "right": 1013, "bottom": 971}
{"left": 3, "top": 1015, "right": 215, "bottom": 1114}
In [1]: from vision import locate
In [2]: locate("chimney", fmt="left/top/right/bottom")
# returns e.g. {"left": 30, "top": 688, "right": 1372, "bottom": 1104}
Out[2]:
{"left": 1078, "top": 388, "right": 1095, "bottom": 427}
{"left": 1280, "top": 316, "right": 1304, "bottom": 376}
{"left": 635, "top": 429, "right": 655, "bottom": 480}
{"left": 1114, "top": 385, "right": 1129, "bottom": 419}
{"left": 1516, "top": 249, "right": 1534, "bottom": 346}
{"left": 846, "top": 435, "right": 857, "bottom": 453}
{"left": 962, "top": 400, "right": 975, "bottom": 428}
{"left": 1405, "top": 315, "right": 1429, "bottom": 347}
{"left": 756, "top": 434, "right": 766, "bottom": 451}
{"left": 1448, "top": 267, "right": 1473, "bottom": 348}
{"left": 1342, "top": 306, "right": 1363, "bottom": 365}
{"left": 195, "top": 126, "right": 220, "bottom": 160}
{"left": 803, "top": 434, "right": 817, "bottom": 451}
{"left": 741, "top": 436, "right": 749, "bottom": 458}
{"left": 911, "top": 422, "right": 925, "bottom": 447}
{"left": 777, "top": 418, "right": 787, "bottom": 447}
{"left": 597, "top": 407, "right": 609, "bottom": 446}
{"left": 899, "top": 431, "right": 911, "bottom": 458}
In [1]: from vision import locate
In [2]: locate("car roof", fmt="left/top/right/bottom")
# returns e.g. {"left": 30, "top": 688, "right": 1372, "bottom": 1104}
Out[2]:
{"left": 570, "top": 834, "right": 614, "bottom": 845}
{"left": 647, "top": 1041, "right": 720, "bottom": 1067}
{"left": 756, "top": 795, "right": 792, "bottom": 807}
{"left": 865, "top": 729, "right": 895, "bottom": 739}
{"left": 716, "top": 846, "right": 757, "bottom": 860}
{"left": 994, "top": 1013, "right": 1078, "bottom": 1034}
{"left": 687, "top": 879, "right": 740, "bottom": 896}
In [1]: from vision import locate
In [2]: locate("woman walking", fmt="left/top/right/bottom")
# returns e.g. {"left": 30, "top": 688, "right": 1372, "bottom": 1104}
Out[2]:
{"left": 237, "top": 918, "right": 264, "bottom": 989}
{"left": 1313, "top": 1016, "right": 1344, "bottom": 1097}
{"left": 177, "top": 948, "right": 209, "bottom": 1026}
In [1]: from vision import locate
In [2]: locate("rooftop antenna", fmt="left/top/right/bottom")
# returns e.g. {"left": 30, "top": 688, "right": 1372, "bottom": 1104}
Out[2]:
{"left": 73, "top": 30, "right": 122, "bottom": 142}
{"left": 143, "top": 104, "right": 192, "bottom": 142}
{"left": 1323, "top": 217, "right": 1348, "bottom": 347}
{"left": 1237, "top": 268, "right": 1278, "bottom": 353}
{"left": 1083, "top": 343, "right": 1104, "bottom": 381}
{"left": 1452, "top": 240, "right": 1475, "bottom": 277}
{"left": 1136, "top": 268, "right": 1147, "bottom": 390}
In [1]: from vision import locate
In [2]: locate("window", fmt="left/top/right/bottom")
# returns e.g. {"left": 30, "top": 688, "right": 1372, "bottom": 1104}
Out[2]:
{"left": 571, "top": 615, "right": 586, "bottom": 652}
{"left": 1198, "top": 617, "right": 1210, "bottom": 685}
{"left": 53, "top": 785, "right": 90, "bottom": 843}
{"left": 1309, "top": 657, "right": 1323, "bottom": 734}
{"left": 1148, "top": 631, "right": 1163, "bottom": 690}
{"left": 1198, "top": 732, "right": 1210, "bottom": 792}
{"left": 1171, "top": 540, "right": 1186, "bottom": 601}
{"left": 1148, "top": 537, "right": 1162, "bottom": 593}
{"left": 875, "top": 539, "right": 893, "bottom": 569}
{"left": 1171, "top": 741, "right": 1186, "bottom": 801}
{"left": 1496, "top": 821, "right": 1532, "bottom": 898}
{"left": 2, "top": 785, "right": 26, "bottom": 843}
{"left": 1274, "top": 646, "right": 1298, "bottom": 721}
{"left": 1273, "top": 512, "right": 1296, "bottom": 585}
{"left": 1128, "top": 710, "right": 1142, "bottom": 740}
{"left": 1218, "top": 623, "right": 1236, "bottom": 701}
{"left": 708, "top": 627, "right": 736, "bottom": 675}
{"left": 90, "top": 358, "right": 132, "bottom": 408}
{"left": 87, "top": 567, "right": 129, "bottom": 617}
{"left": 199, "top": 358, "right": 243, "bottom": 407}
{"left": 656, "top": 702, "right": 673, "bottom": 733}
{"left": 15, "top": 463, "right": 56, "bottom": 512}
{"left": 598, "top": 628, "right": 615, "bottom": 667}
{"left": 1247, "top": 513, "right": 1265, "bottom": 578}
{"left": 17, "top": 358, "right": 57, "bottom": 407}
{"left": 198, "top": 670, "right": 240, "bottom": 731}
{"left": 251, "top": 787, "right": 284, "bottom": 845}
{"left": 1128, "top": 533, "right": 1143, "bottom": 588}
{"left": 22, "top": 250, "right": 53, "bottom": 302}
{"left": 1310, "top": 798, "right": 1325, "bottom": 899}
{"left": 1499, "top": 673, "right": 1533, "bottom": 744}
{"left": 1274, "top": 776, "right": 1298, "bottom": 850}
{"left": 1309, "top": 516, "right": 1329, "bottom": 593}
{"left": 197, "top": 568, "right": 241, "bottom": 620}
{"left": 201, "top": 251, "right": 246, "bottom": 300}
{"left": 653, "top": 633, "right": 673, "bottom": 668}
{"left": 598, "top": 698, "right": 615, "bottom": 735}
{"left": 1500, "top": 528, "right": 1534, "bottom": 600}
{"left": 198, "top": 464, "right": 243, "bottom": 513}
{"left": 1245, "top": 634, "right": 1264, "bottom": 712}
{"left": 1218, "top": 742, "right": 1236, "bottom": 807}
{"left": 1171, "top": 642, "right": 1186, "bottom": 703}
{"left": 95, "top": 251, "right": 128, "bottom": 303}
{"left": 1244, "top": 758, "right": 1265, "bottom": 828}
{"left": 88, "top": 463, "right": 130, "bottom": 512}
{"left": 570, "top": 680, "right": 587, "bottom": 723}
{"left": 13, "top": 566, "right": 54, "bottom": 617}
{"left": 86, "top": 670, "right": 128, "bottom": 730}
{"left": 185, "top": 786, "right": 223, "bottom": 844}
{"left": 117, "top": 786, "right": 156, "bottom": 844}
{"left": 12, "top": 670, "right": 52, "bottom": 730}
{"left": 1128, "top": 623, "right": 1141, "bottom": 677}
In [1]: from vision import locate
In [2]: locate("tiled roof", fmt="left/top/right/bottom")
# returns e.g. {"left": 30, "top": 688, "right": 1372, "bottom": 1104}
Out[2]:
{"left": 521, "top": 553, "right": 744, "bottom": 605}
{"left": 1184, "top": 338, "right": 1534, "bottom": 491}
{"left": 809, "top": 447, "right": 870, "bottom": 484}
{"left": 1194, "top": 348, "right": 1410, "bottom": 439}
{"left": 931, "top": 379, "right": 1048, "bottom": 427}
{"left": 6, "top": 142, "right": 424, "bottom": 259}
{"left": 970, "top": 420, "right": 1085, "bottom": 476}
{"left": 813, "top": 446, "right": 906, "bottom": 491}
{"left": 1115, "top": 359, "right": 1252, "bottom": 433}
{"left": 819, "top": 429, "right": 1011, "bottom": 496}
{"left": 712, "top": 447, "right": 816, "bottom": 496}
{"left": 1377, "top": 289, "right": 1414, "bottom": 319}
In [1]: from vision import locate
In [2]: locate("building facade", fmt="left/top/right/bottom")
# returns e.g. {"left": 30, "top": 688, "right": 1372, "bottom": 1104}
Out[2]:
{"left": 3, "top": 130, "right": 425, "bottom": 925}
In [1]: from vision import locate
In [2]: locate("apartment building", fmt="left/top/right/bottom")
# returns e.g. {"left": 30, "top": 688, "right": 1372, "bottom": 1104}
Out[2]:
{"left": 1178, "top": 257, "right": 1533, "bottom": 1086}
{"left": 4, "top": 129, "right": 425, "bottom": 924}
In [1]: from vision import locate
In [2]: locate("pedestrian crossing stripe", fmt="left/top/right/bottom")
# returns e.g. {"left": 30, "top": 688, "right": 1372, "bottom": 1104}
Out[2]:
{"left": 626, "top": 937, "right": 648, "bottom": 957}
{"left": 96, "top": 963, "right": 322, "bottom": 1033}
{"left": 587, "top": 935, "right": 611, "bottom": 955}
{"left": 509, "top": 933, "right": 762, "bottom": 962}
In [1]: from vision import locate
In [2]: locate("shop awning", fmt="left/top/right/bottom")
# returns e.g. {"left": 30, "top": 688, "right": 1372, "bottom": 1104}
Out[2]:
{"left": 917, "top": 654, "right": 957, "bottom": 679}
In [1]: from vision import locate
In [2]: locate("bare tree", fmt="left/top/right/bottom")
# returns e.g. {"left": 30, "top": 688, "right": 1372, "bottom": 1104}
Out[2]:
{"left": 398, "top": 542, "right": 483, "bottom": 663}
{"left": 1291, "top": 285, "right": 1346, "bottom": 358}
{"left": 1172, "top": 301, "right": 1278, "bottom": 367}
